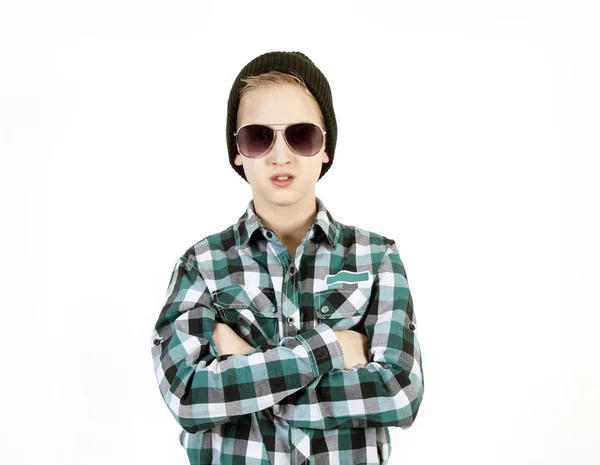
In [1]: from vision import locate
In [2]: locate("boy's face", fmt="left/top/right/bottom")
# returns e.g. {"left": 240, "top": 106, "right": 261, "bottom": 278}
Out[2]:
{"left": 234, "top": 83, "right": 330, "bottom": 205}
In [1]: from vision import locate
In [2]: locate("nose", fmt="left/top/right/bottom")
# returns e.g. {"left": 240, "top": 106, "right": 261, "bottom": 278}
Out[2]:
{"left": 270, "top": 129, "right": 293, "bottom": 162}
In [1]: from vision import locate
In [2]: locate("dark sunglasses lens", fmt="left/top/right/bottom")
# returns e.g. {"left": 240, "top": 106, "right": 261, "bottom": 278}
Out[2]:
{"left": 285, "top": 123, "right": 323, "bottom": 156}
{"left": 237, "top": 125, "right": 274, "bottom": 157}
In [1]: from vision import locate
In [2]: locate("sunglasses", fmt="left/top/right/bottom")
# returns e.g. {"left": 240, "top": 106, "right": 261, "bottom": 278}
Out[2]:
{"left": 234, "top": 122, "right": 326, "bottom": 158}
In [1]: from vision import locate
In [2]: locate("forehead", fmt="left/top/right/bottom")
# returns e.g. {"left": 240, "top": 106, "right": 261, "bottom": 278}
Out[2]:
{"left": 237, "top": 83, "right": 322, "bottom": 126}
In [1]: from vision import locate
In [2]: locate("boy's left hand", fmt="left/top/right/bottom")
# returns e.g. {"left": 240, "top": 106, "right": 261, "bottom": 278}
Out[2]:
{"left": 213, "top": 322, "right": 255, "bottom": 355}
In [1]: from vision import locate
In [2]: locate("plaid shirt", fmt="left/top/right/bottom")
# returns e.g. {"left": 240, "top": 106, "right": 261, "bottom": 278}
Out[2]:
{"left": 150, "top": 196, "right": 424, "bottom": 465}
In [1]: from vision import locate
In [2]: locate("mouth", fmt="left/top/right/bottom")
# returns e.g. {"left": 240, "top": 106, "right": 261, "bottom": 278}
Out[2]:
{"left": 271, "top": 175, "right": 295, "bottom": 187}
{"left": 271, "top": 173, "right": 295, "bottom": 180}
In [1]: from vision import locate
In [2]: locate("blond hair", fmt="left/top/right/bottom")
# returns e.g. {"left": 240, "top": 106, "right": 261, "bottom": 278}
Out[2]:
{"left": 239, "top": 71, "right": 324, "bottom": 126}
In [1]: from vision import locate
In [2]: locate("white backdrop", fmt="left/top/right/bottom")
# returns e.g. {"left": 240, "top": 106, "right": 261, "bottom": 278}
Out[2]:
{"left": 1, "top": 1, "right": 598, "bottom": 464}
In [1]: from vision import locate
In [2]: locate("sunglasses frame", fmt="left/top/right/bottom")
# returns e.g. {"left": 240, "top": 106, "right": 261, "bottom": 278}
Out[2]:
{"left": 234, "top": 122, "right": 327, "bottom": 158}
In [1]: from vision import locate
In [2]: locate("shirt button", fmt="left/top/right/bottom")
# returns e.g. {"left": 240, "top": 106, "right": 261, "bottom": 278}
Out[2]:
{"left": 409, "top": 323, "right": 416, "bottom": 330}
{"left": 287, "top": 316, "right": 294, "bottom": 324}
{"left": 266, "top": 231, "right": 273, "bottom": 239}
{"left": 321, "top": 306, "right": 329, "bottom": 314}
{"left": 289, "top": 264, "right": 296, "bottom": 274}
{"left": 271, "top": 307, "right": 277, "bottom": 313}
{"left": 153, "top": 337, "right": 163, "bottom": 346}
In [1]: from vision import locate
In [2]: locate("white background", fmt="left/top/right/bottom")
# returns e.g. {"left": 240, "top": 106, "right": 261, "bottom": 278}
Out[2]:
{"left": 1, "top": 1, "right": 598, "bottom": 464}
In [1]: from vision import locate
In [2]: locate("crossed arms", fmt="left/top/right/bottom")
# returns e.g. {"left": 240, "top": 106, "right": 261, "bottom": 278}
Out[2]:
{"left": 213, "top": 321, "right": 369, "bottom": 370}
{"left": 150, "top": 242, "right": 424, "bottom": 433}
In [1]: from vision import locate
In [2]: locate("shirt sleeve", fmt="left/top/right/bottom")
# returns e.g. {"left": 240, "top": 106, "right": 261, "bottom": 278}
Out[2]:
{"left": 270, "top": 241, "right": 424, "bottom": 430}
{"left": 150, "top": 255, "right": 345, "bottom": 434}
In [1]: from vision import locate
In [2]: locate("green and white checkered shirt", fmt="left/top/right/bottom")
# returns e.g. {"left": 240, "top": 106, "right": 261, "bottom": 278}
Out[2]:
{"left": 150, "top": 196, "right": 424, "bottom": 465}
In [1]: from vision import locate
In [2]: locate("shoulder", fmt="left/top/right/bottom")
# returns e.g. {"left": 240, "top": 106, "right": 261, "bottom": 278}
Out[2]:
{"left": 335, "top": 220, "right": 397, "bottom": 251}
{"left": 177, "top": 225, "right": 236, "bottom": 272}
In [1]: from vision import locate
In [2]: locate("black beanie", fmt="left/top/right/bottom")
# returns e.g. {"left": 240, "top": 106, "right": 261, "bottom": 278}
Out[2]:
{"left": 226, "top": 51, "right": 337, "bottom": 183}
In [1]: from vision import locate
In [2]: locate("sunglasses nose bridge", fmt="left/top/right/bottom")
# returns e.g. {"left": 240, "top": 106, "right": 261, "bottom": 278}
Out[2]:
{"left": 271, "top": 128, "right": 294, "bottom": 155}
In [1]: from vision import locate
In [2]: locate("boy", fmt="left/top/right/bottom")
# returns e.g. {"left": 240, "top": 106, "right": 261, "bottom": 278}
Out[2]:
{"left": 150, "top": 51, "right": 424, "bottom": 465}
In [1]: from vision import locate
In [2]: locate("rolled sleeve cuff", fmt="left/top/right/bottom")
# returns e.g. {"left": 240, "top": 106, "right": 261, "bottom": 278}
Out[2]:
{"left": 295, "top": 323, "right": 345, "bottom": 376}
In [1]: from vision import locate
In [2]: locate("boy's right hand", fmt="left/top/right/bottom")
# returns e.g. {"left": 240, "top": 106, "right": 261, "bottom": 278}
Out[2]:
{"left": 333, "top": 330, "right": 369, "bottom": 370}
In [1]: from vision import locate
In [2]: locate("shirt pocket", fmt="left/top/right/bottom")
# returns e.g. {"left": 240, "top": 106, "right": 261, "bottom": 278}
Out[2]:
{"left": 314, "top": 283, "right": 373, "bottom": 331}
{"left": 211, "top": 284, "right": 279, "bottom": 346}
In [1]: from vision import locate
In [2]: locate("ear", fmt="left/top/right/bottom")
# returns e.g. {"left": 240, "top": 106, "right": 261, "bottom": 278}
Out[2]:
{"left": 322, "top": 151, "right": 330, "bottom": 164}
{"left": 234, "top": 153, "right": 243, "bottom": 166}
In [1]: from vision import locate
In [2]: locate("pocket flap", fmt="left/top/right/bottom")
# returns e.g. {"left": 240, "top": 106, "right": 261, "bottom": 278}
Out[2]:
{"left": 212, "top": 284, "right": 277, "bottom": 318}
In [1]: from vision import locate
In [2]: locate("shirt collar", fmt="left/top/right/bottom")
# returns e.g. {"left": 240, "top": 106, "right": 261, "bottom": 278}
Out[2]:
{"left": 234, "top": 196, "right": 338, "bottom": 250}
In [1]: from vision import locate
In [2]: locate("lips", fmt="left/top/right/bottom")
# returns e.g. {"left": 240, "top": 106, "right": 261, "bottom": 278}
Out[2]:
{"left": 271, "top": 176, "right": 295, "bottom": 187}
{"left": 271, "top": 173, "right": 295, "bottom": 180}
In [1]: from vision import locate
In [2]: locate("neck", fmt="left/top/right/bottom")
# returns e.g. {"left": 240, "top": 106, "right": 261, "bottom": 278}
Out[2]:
{"left": 253, "top": 194, "right": 318, "bottom": 246}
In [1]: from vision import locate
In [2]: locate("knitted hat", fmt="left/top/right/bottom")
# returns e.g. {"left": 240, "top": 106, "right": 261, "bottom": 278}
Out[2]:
{"left": 226, "top": 51, "right": 337, "bottom": 183}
